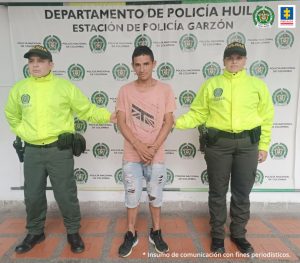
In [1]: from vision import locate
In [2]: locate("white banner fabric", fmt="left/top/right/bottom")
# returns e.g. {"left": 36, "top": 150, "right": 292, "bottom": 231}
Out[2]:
{"left": 7, "top": 2, "right": 300, "bottom": 191}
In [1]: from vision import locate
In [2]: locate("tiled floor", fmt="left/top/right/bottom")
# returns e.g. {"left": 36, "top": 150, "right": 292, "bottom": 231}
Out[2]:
{"left": 0, "top": 204, "right": 300, "bottom": 262}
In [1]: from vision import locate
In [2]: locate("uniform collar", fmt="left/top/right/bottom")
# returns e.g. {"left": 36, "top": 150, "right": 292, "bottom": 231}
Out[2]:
{"left": 30, "top": 72, "right": 54, "bottom": 82}
{"left": 223, "top": 69, "right": 246, "bottom": 79}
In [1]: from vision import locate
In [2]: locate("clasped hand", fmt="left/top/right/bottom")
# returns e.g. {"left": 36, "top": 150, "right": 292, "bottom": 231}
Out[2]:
{"left": 133, "top": 141, "right": 158, "bottom": 165}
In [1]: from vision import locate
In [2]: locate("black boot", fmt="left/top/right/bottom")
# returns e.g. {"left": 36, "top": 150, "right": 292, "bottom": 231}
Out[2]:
{"left": 15, "top": 233, "right": 45, "bottom": 254}
{"left": 231, "top": 237, "right": 254, "bottom": 254}
{"left": 67, "top": 233, "right": 85, "bottom": 253}
{"left": 211, "top": 238, "right": 225, "bottom": 254}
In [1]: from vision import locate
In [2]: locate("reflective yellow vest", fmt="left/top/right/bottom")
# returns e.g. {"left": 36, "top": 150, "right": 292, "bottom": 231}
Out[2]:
{"left": 175, "top": 69, "right": 274, "bottom": 151}
{"left": 5, "top": 72, "right": 111, "bottom": 145}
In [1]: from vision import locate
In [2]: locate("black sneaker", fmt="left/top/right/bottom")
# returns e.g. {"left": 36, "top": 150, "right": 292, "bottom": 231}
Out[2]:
{"left": 118, "top": 231, "right": 138, "bottom": 258}
{"left": 230, "top": 237, "right": 254, "bottom": 254}
{"left": 149, "top": 228, "right": 169, "bottom": 253}
{"left": 211, "top": 238, "right": 225, "bottom": 254}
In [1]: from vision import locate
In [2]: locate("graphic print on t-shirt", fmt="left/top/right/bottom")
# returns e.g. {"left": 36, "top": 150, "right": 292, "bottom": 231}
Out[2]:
{"left": 132, "top": 104, "right": 155, "bottom": 128}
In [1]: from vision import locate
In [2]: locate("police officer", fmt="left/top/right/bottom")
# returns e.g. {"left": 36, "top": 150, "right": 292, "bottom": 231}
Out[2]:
{"left": 5, "top": 45, "right": 111, "bottom": 254}
{"left": 175, "top": 42, "right": 274, "bottom": 254}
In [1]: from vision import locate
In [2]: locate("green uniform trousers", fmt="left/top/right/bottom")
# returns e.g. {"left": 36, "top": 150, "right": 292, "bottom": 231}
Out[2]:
{"left": 23, "top": 145, "right": 81, "bottom": 235}
{"left": 205, "top": 136, "right": 258, "bottom": 239}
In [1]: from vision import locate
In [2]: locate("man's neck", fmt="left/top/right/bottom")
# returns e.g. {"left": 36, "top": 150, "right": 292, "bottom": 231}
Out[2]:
{"left": 135, "top": 78, "right": 156, "bottom": 90}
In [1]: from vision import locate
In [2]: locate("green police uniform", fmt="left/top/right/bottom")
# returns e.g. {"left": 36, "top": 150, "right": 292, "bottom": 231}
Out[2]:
{"left": 5, "top": 72, "right": 111, "bottom": 234}
{"left": 176, "top": 69, "right": 274, "bottom": 239}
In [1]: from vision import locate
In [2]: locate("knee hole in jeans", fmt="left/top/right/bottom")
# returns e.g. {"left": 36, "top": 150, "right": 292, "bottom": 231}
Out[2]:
{"left": 148, "top": 194, "right": 156, "bottom": 201}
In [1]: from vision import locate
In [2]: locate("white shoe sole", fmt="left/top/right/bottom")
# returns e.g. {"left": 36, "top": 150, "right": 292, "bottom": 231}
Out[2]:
{"left": 149, "top": 236, "right": 169, "bottom": 254}
{"left": 119, "top": 238, "right": 139, "bottom": 258}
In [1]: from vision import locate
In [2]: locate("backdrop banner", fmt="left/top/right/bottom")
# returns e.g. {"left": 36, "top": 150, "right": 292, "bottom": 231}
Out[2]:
{"left": 7, "top": 1, "right": 299, "bottom": 191}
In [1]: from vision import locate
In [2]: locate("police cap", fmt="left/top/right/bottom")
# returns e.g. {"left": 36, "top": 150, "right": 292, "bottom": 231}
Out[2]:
{"left": 223, "top": 42, "right": 247, "bottom": 59}
{"left": 24, "top": 45, "right": 52, "bottom": 61}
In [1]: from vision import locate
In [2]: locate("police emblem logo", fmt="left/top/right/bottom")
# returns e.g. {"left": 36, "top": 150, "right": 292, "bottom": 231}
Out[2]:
{"left": 250, "top": 60, "right": 268, "bottom": 78}
{"left": 179, "top": 143, "right": 196, "bottom": 159}
{"left": 68, "top": 64, "right": 85, "bottom": 81}
{"left": 23, "top": 64, "right": 30, "bottom": 78}
{"left": 202, "top": 62, "right": 221, "bottom": 79}
{"left": 74, "top": 117, "right": 87, "bottom": 134}
{"left": 89, "top": 35, "right": 107, "bottom": 53}
{"left": 134, "top": 34, "right": 152, "bottom": 48}
{"left": 93, "top": 143, "right": 110, "bottom": 159}
{"left": 213, "top": 88, "right": 223, "bottom": 97}
{"left": 200, "top": 170, "right": 209, "bottom": 185}
{"left": 43, "top": 35, "right": 61, "bottom": 53}
{"left": 112, "top": 63, "right": 130, "bottom": 81}
{"left": 157, "top": 63, "right": 175, "bottom": 80}
{"left": 74, "top": 168, "right": 89, "bottom": 184}
{"left": 114, "top": 168, "right": 123, "bottom": 184}
{"left": 253, "top": 6, "right": 275, "bottom": 28}
{"left": 272, "top": 88, "right": 291, "bottom": 106}
{"left": 91, "top": 91, "right": 109, "bottom": 107}
{"left": 278, "top": 5, "right": 296, "bottom": 28}
{"left": 270, "top": 143, "right": 288, "bottom": 159}
{"left": 166, "top": 169, "right": 174, "bottom": 185}
{"left": 254, "top": 169, "right": 264, "bottom": 185}
{"left": 21, "top": 94, "right": 30, "bottom": 104}
{"left": 179, "top": 34, "right": 198, "bottom": 52}
{"left": 227, "top": 32, "right": 246, "bottom": 45}
{"left": 275, "top": 30, "right": 294, "bottom": 49}
{"left": 179, "top": 90, "right": 196, "bottom": 107}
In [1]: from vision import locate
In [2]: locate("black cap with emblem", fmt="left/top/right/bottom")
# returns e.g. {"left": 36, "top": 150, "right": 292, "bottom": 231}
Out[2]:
{"left": 24, "top": 45, "right": 52, "bottom": 61}
{"left": 223, "top": 42, "right": 247, "bottom": 59}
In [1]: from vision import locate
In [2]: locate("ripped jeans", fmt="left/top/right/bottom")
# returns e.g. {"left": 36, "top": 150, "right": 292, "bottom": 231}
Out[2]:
{"left": 122, "top": 161, "right": 166, "bottom": 208}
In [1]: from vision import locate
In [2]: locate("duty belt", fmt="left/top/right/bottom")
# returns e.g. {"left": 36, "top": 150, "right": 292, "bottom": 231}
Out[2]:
{"left": 25, "top": 141, "right": 58, "bottom": 148}
{"left": 218, "top": 130, "right": 250, "bottom": 139}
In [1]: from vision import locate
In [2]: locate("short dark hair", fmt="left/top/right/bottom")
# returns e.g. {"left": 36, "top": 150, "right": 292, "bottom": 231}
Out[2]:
{"left": 132, "top": 46, "right": 154, "bottom": 63}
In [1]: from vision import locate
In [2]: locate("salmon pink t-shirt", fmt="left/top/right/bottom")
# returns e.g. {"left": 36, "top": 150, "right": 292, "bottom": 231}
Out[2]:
{"left": 116, "top": 80, "right": 176, "bottom": 163}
